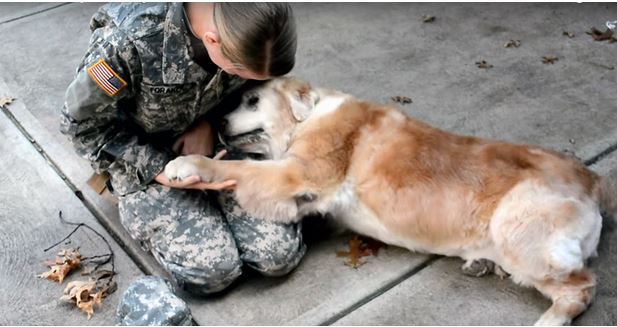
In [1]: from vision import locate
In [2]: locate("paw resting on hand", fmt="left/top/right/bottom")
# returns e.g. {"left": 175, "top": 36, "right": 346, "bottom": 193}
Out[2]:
{"left": 164, "top": 155, "right": 208, "bottom": 181}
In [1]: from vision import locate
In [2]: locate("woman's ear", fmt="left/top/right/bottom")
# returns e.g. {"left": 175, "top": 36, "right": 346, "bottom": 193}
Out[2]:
{"left": 202, "top": 31, "right": 220, "bottom": 46}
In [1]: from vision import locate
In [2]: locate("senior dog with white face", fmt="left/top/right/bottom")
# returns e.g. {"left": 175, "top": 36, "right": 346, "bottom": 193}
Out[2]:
{"left": 165, "top": 77, "right": 616, "bottom": 326}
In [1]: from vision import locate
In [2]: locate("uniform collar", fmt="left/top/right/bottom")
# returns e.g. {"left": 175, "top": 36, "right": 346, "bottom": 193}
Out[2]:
{"left": 181, "top": 3, "right": 200, "bottom": 39}
{"left": 161, "top": 2, "right": 204, "bottom": 84}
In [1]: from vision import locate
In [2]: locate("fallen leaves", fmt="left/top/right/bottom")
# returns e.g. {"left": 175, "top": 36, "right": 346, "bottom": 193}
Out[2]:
{"left": 422, "top": 15, "right": 435, "bottom": 23}
{"left": 586, "top": 27, "right": 616, "bottom": 42}
{"left": 38, "top": 211, "right": 118, "bottom": 320}
{"left": 39, "top": 248, "right": 82, "bottom": 283}
{"left": 475, "top": 60, "right": 493, "bottom": 69}
{"left": 337, "top": 236, "right": 369, "bottom": 268}
{"left": 60, "top": 273, "right": 116, "bottom": 320}
{"left": 337, "top": 235, "right": 387, "bottom": 268}
{"left": 391, "top": 95, "right": 412, "bottom": 105}
{"left": 61, "top": 281, "right": 103, "bottom": 319}
{"left": 504, "top": 39, "right": 521, "bottom": 48}
{"left": 475, "top": 24, "right": 617, "bottom": 72}
{"left": 0, "top": 96, "right": 15, "bottom": 107}
{"left": 39, "top": 248, "right": 115, "bottom": 318}
{"left": 542, "top": 56, "right": 559, "bottom": 64}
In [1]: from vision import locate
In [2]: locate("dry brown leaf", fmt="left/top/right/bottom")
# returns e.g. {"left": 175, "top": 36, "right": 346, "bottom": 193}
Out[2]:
{"left": 504, "top": 39, "right": 521, "bottom": 48}
{"left": 61, "top": 281, "right": 103, "bottom": 319}
{"left": 335, "top": 235, "right": 387, "bottom": 268}
{"left": 391, "top": 95, "right": 412, "bottom": 104}
{"left": 542, "top": 56, "right": 559, "bottom": 64}
{"left": 586, "top": 27, "right": 616, "bottom": 42}
{"left": 563, "top": 31, "right": 575, "bottom": 38}
{"left": 60, "top": 277, "right": 116, "bottom": 320}
{"left": 422, "top": 15, "right": 435, "bottom": 23}
{"left": 39, "top": 248, "right": 82, "bottom": 283}
{"left": 0, "top": 96, "right": 15, "bottom": 107}
{"left": 337, "top": 235, "right": 370, "bottom": 268}
{"left": 80, "top": 292, "right": 103, "bottom": 320}
{"left": 475, "top": 60, "right": 493, "bottom": 69}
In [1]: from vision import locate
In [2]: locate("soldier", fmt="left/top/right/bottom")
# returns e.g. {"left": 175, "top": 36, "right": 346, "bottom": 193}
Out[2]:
{"left": 60, "top": 3, "right": 306, "bottom": 324}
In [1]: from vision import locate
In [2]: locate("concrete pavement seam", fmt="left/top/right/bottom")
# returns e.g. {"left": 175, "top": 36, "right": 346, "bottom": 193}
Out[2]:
{"left": 0, "top": 3, "right": 70, "bottom": 26}
{"left": 585, "top": 142, "right": 617, "bottom": 166}
{"left": 321, "top": 255, "right": 440, "bottom": 326}
{"left": 0, "top": 105, "right": 153, "bottom": 275}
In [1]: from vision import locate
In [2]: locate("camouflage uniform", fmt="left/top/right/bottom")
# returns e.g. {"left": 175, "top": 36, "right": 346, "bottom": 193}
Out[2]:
{"left": 60, "top": 3, "right": 306, "bottom": 322}
{"left": 117, "top": 276, "right": 193, "bottom": 326}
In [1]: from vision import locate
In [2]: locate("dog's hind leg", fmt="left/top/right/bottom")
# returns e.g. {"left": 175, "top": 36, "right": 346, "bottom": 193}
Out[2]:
{"left": 489, "top": 181, "right": 602, "bottom": 325}
{"left": 533, "top": 269, "right": 596, "bottom": 326}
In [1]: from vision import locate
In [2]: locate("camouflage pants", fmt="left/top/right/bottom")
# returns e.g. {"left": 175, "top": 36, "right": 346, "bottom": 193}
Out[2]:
{"left": 117, "top": 276, "right": 193, "bottom": 325}
{"left": 118, "top": 183, "right": 306, "bottom": 295}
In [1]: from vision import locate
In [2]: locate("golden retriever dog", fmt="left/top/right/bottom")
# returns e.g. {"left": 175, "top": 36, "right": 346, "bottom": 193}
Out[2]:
{"left": 164, "top": 77, "right": 616, "bottom": 325}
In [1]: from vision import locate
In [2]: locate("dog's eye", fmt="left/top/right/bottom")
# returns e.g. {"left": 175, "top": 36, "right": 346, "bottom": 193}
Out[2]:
{"left": 247, "top": 96, "right": 259, "bottom": 107}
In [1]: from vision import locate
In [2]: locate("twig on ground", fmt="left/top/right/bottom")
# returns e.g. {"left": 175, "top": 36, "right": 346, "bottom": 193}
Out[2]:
{"left": 44, "top": 211, "right": 115, "bottom": 286}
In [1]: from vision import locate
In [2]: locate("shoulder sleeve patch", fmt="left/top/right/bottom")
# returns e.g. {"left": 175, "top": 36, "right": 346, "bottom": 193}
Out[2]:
{"left": 86, "top": 58, "right": 128, "bottom": 97}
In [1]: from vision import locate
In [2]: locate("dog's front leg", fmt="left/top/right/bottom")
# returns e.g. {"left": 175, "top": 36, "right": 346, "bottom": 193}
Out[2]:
{"left": 164, "top": 155, "right": 308, "bottom": 223}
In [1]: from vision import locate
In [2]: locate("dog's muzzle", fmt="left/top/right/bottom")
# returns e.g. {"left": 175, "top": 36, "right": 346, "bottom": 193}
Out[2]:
{"left": 218, "top": 128, "right": 269, "bottom": 158}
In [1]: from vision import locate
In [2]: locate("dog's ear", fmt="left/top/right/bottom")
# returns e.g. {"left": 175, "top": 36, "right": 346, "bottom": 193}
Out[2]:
{"left": 288, "top": 81, "right": 318, "bottom": 122}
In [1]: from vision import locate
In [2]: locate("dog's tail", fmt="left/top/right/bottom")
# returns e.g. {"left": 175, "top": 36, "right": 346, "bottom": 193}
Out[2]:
{"left": 597, "top": 176, "right": 617, "bottom": 221}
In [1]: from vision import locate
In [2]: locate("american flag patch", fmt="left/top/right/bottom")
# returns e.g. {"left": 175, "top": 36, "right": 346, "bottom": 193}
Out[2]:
{"left": 87, "top": 58, "right": 127, "bottom": 97}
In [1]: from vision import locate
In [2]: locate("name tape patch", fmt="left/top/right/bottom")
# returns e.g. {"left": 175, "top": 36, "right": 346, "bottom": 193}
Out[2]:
{"left": 87, "top": 58, "right": 127, "bottom": 97}
{"left": 148, "top": 85, "right": 183, "bottom": 95}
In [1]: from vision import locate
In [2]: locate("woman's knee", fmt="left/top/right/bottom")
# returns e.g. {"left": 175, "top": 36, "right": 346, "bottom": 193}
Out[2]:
{"left": 248, "top": 236, "right": 307, "bottom": 277}
{"left": 119, "top": 184, "right": 243, "bottom": 294}
{"left": 163, "top": 254, "right": 243, "bottom": 295}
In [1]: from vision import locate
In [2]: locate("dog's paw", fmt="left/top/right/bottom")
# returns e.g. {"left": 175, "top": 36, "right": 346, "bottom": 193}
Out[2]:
{"left": 164, "top": 155, "right": 205, "bottom": 181}
{"left": 461, "top": 259, "right": 495, "bottom": 277}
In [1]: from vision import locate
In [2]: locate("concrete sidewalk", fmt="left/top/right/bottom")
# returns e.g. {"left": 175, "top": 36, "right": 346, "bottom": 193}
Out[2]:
{"left": 0, "top": 3, "right": 616, "bottom": 325}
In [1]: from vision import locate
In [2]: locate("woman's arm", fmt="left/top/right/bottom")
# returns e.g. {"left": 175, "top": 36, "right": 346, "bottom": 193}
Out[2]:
{"left": 60, "top": 25, "right": 172, "bottom": 195}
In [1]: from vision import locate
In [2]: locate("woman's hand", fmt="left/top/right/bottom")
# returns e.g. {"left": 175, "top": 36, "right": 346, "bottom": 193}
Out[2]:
{"left": 154, "top": 173, "right": 236, "bottom": 190}
{"left": 155, "top": 150, "right": 237, "bottom": 190}
{"left": 173, "top": 119, "right": 214, "bottom": 156}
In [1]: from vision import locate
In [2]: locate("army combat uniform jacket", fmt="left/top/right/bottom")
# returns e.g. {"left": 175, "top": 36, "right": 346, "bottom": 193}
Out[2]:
{"left": 60, "top": 2, "right": 245, "bottom": 196}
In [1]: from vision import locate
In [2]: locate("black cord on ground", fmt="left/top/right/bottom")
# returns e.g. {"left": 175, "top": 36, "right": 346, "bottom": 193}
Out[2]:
{"left": 43, "top": 211, "right": 116, "bottom": 286}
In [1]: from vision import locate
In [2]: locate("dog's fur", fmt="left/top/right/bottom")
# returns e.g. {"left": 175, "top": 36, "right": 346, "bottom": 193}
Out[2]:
{"left": 165, "top": 77, "right": 616, "bottom": 325}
